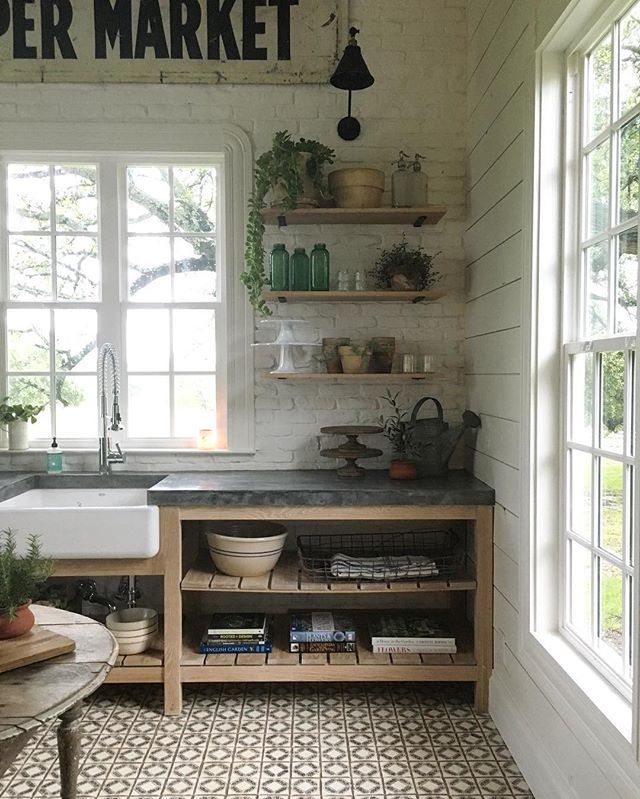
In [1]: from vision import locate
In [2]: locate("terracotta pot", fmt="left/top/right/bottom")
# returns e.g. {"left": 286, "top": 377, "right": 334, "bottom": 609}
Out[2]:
{"left": 339, "top": 346, "right": 371, "bottom": 374}
{"left": 0, "top": 601, "right": 35, "bottom": 639}
{"left": 389, "top": 459, "right": 418, "bottom": 480}
{"left": 368, "top": 337, "right": 396, "bottom": 374}
{"left": 390, "top": 271, "right": 419, "bottom": 291}
{"left": 322, "top": 337, "right": 350, "bottom": 373}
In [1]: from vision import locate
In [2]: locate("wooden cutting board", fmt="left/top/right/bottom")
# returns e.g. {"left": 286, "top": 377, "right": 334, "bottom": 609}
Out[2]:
{"left": 0, "top": 626, "right": 76, "bottom": 673}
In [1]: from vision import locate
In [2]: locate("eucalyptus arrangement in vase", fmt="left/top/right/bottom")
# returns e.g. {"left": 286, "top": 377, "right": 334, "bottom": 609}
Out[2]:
{"left": 0, "top": 398, "right": 45, "bottom": 451}
{"left": 379, "top": 390, "right": 425, "bottom": 479}
{"left": 242, "top": 131, "right": 335, "bottom": 315}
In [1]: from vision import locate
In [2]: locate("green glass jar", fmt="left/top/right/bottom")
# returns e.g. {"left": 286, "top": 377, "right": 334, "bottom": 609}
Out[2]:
{"left": 270, "top": 243, "right": 289, "bottom": 290}
{"left": 310, "top": 243, "right": 330, "bottom": 291}
{"left": 290, "top": 247, "right": 310, "bottom": 291}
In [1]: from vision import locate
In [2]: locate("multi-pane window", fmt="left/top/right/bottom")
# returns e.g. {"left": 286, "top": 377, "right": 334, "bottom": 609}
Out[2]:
{"left": 1, "top": 157, "right": 223, "bottom": 447}
{"left": 564, "top": 1, "right": 640, "bottom": 690}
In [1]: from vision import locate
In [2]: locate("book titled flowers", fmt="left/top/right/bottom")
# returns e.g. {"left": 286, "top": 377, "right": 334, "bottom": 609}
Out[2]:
{"left": 368, "top": 612, "right": 456, "bottom": 654}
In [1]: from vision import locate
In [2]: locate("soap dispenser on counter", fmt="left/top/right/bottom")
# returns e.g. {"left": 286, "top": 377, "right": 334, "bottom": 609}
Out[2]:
{"left": 46, "top": 437, "right": 63, "bottom": 474}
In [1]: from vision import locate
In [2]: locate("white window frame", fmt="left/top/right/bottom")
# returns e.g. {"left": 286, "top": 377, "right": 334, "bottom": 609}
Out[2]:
{"left": 524, "top": 0, "right": 640, "bottom": 784}
{"left": 0, "top": 122, "right": 254, "bottom": 453}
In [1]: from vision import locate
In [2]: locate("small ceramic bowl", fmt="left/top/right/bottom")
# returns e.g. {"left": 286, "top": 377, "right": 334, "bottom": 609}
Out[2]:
{"left": 116, "top": 637, "right": 156, "bottom": 655}
{"left": 205, "top": 521, "right": 288, "bottom": 577}
{"left": 106, "top": 607, "right": 158, "bottom": 632}
{"left": 110, "top": 623, "right": 158, "bottom": 640}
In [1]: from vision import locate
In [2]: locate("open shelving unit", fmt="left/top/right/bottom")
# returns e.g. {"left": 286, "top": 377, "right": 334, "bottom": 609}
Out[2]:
{"left": 261, "top": 206, "right": 447, "bottom": 228}
{"left": 99, "top": 498, "right": 493, "bottom": 715}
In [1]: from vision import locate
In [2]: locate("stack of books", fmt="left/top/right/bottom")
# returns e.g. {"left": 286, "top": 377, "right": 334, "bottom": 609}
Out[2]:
{"left": 199, "top": 613, "right": 272, "bottom": 654}
{"left": 368, "top": 612, "right": 456, "bottom": 654}
{"left": 289, "top": 611, "right": 356, "bottom": 653}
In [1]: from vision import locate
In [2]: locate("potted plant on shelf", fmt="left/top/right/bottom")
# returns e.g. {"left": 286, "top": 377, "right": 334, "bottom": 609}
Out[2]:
{"left": 0, "top": 529, "right": 53, "bottom": 639}
{"left": 379, "top": 390, "right": 424, "bottom": 479}
{"left": 339, "top": 343, "right": 372, "bottom": 374}
{"left": 369, "top": 236, "right": 441, "bottom": 291}
{"left": 243, "top": 130, "right": 335, "bottom": 315}
{"left": 0, "top": 399, "right": 45, "bottom": 451}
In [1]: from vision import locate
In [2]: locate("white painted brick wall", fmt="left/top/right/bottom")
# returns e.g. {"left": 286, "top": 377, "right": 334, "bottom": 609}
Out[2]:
{"left": 0, "top": 0, "right": 468, "bottom": 473}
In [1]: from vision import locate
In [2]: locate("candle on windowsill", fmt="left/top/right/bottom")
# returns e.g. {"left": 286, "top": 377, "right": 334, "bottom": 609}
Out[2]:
{"left": 197, "top": 429, "right": 217, "bottom": 450}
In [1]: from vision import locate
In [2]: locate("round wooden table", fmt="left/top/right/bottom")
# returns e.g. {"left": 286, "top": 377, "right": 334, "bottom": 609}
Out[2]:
{"left": 0, "top": 605, "right": 117, "bottom": 799}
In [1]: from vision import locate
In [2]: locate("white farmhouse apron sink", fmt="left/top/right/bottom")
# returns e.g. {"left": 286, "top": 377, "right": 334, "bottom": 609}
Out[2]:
{"left": 0, "top": 489, "right": 159, "bottom": 559}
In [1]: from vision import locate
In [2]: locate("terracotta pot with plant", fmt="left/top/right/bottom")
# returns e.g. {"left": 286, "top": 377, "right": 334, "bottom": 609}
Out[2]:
{"left": 0, "top": 398, "right": 45, "bottom": 451}
{"left": 339, "top": 343, "right": 372, "bottom": 374}
{"left": 379, "top": 390, "right": 425, "bottom": 480}
{"left": 0, "top": 529, "right": 53, "bottom": 639}
{"left": 243, "top": 131, "right": 335, "bottom": 315}
{"left": 369, "top": 236, "right": 440, "bottom": 291}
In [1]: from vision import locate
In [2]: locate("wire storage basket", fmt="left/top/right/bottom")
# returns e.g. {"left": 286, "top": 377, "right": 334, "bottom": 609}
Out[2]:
{"left": 297, "top": 529, "right": 465, "bottom": 582}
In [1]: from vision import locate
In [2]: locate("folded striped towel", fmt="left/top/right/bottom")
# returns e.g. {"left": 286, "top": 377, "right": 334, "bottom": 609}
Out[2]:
{"left": 329, "top": 553, "right": 439, "bottom": 580}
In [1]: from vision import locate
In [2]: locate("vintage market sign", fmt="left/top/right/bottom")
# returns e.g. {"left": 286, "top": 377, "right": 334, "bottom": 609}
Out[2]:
{"left": 0, "top": 0, "right": 346, "bottom": 84}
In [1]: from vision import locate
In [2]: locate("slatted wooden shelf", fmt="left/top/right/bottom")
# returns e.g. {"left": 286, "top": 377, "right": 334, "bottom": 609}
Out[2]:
{"left": 179, "top": 615, "right": 476, "bottom": 683}
{"left": 261, "top": 206, "right": 447, "bottom": 227}
{"left": 181, "top": 552, "right": 476, "bottom": 593}
{"left": 262, "top": 289, "right": 446, "bottom": 304}
{"left": 106, "top": 628, "right": 165, "bottom": 684}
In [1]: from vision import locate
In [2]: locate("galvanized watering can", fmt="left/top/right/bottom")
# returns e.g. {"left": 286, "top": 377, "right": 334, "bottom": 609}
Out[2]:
{"left": 409, "top": 397, "right": 481, "bottom": 477}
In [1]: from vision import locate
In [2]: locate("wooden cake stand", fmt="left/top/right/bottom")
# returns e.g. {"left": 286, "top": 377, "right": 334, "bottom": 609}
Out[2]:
{"left": 320, "top": 425, "right": 383, "bottom": 478}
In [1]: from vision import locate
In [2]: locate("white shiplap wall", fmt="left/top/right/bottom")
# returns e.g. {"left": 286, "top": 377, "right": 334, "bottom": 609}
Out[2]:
{"left": 465, "top": 2, "right": 640, "bottom": 797}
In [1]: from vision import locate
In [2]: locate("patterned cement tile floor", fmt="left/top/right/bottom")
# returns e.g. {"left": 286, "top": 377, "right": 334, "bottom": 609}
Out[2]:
{"left": 0, "top": 682, "right": 533, "bottom": 798}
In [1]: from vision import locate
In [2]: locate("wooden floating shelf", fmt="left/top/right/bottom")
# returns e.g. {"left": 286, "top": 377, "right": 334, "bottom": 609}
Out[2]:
{"left": 262, "top": 206, "right": 447, "bottom": 228}
{"left": 182, "top": 552, "right": 476, "bottom": 593}
{"left": 262, "top": 289, "right": 446, "bottom": 304}
{"left": 261, "top": 371, "right": 433, "bottom": 381}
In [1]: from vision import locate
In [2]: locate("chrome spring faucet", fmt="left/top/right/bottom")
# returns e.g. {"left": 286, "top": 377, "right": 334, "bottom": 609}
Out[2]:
{"left": 98, "top": 343, "right": 125, "bottom": 475}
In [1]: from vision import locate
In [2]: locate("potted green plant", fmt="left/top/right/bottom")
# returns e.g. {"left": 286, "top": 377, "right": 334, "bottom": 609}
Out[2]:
{"left": 379, "top": 390, "right": 425, "bottom": 479}
{"left": 0, "top": 399, "right": 45, "bottom": 451}
{"left": 0, "top": 529, "right": 53, "bottom": 639}
{"left": 243, "top": 131, "right": 335, "bottom": 315}
{"left": 339, "top": 343, "right": 372, "bottom": 374}
{"left": 369, "top": 236, "right": 440, "bottom": 291}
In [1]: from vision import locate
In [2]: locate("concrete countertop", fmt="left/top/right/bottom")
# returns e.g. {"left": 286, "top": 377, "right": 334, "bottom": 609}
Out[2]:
{"left": 0, "top": 470, "right": 495, "bottom": 507}
{"left": 147, "top": 470, "right": 495, "bottom": 506}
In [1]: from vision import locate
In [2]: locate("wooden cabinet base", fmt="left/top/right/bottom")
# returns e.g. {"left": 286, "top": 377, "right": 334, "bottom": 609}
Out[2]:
{"left": 97, "top": 503, "right": 493, "bottom": 716}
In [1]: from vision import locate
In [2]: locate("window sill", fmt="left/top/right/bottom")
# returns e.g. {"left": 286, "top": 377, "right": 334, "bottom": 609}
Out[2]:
{"left": 529, "top": 629, "right": 632, "bottom": 742}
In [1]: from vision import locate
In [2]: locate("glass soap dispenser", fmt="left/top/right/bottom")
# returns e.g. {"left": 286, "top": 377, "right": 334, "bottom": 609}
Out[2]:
{"left": 407, "top": 153, "right": 428, "bottom": 206}
{"left": 47, "top": 437, "right": 63, "bottom": 474}
{"left": 391, "top": 150, "right": 411, "bottom": 207}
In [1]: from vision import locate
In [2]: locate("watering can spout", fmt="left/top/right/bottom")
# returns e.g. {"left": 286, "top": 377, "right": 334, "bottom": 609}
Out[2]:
{"left": 439, "top": 410, "right": 481, "bottom": 465}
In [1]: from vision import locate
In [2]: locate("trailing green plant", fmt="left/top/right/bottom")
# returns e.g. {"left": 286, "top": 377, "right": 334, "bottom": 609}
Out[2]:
{"left": 242, "top": 131, "right": 335, "bottom": 315}
{"left": 0, "top": 529, "right": 53, "bottom": 618}
{"left": 378, "top": 390, "right": 425, "bottom": 460}
{"left": 0, "top": 398, "right": 45, "bottom": 425}
{"left": 369, "top": 236, "right": 441, "bottom": 291}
